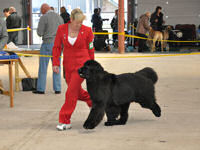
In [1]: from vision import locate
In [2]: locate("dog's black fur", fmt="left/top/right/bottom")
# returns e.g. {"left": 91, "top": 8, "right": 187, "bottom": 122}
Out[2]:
{"left": 78, "top": 60, "right": 161, "bottom": 129}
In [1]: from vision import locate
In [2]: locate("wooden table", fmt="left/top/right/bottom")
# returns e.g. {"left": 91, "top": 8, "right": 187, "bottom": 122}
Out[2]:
{"left": 0, "top": 50, "right": 40, "bottom": 107}
{"left": 0, "top": 59, "right": 18, "bottom": 107}
{"left": 6, "top": 50, "right": 40, "bottom": 92}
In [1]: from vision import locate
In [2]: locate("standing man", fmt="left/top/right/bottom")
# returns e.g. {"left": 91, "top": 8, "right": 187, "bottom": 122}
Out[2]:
{"left": 136, "top": 12, "right": 151, "bottom": 52}
{"left": 110, "top": 9, "right": 118, "bottom": 45}
{"left": 91, "top": 8, "right": 102, "bottom": 32}
{"left": 0, "top": 18, "right": 8, "bottom": 50}
{"left": 33, "top": 3, "right": 64, "bottom": 94}
{"left": 60, "top": 6, "right": 70, "bottom": 24}
{"left": 6, "top": 7, "right": 21, "bottom": 44}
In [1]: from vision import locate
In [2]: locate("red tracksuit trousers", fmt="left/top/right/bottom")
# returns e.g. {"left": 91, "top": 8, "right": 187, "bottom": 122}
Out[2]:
{"left": 59, "top": 70, "right": 92, "bottom": 124}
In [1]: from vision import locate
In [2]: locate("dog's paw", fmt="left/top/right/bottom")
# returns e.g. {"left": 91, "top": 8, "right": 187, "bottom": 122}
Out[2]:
{"left": 116, "top": 120, "right": 126, "bottom": 125}
{"left": 104, "top": 121, "right": 115, "bottom": 126}
{"left": 152, "top": 103, "right": 161, "bottom": 117}
{"left": 83, "top": 119, "right": 96, "bottom": 129}
{"left": 104, "top": 120, "right": 126, "bottom": 126}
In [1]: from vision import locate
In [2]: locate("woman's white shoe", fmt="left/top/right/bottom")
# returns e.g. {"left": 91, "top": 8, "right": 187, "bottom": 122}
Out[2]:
{"left": 56, "top": 124, "right": 72, "bottom": 131}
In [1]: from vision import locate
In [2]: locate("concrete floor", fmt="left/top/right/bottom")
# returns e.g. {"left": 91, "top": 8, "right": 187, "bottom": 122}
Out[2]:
{"left": 0, "top": 52, "right": 200, "bottom": 150}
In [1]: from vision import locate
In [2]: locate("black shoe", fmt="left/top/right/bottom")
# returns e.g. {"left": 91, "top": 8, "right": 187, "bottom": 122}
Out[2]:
{"left": 32, "top": 90, "right": 45, "bottom": 94}
{"left": 55, "top": 91, "right": 61, "bottom": 94}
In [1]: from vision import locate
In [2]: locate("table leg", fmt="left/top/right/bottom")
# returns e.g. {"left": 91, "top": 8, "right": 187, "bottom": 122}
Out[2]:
{"left": 15, "top": 60, "right": 20, "bottom": 92}
{"left": 18, "top": 58, "right": 31, "bottom": 78}
{"left": 9, "top": 62, "right": 14, "bottom": 108}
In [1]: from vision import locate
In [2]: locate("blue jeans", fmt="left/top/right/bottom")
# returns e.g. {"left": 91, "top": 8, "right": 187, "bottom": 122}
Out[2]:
{"left": 37, "top": 43, "right": 61, "bottom": 92}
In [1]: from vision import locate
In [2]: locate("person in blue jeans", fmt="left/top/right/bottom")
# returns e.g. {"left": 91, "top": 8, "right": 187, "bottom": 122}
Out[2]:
{"left": 33, "top": 3, "right": 64, "bottom": 94}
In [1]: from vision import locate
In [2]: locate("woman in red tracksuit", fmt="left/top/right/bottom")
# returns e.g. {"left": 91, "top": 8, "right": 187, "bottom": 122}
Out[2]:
{"left": 52, "top": 8, "right": 94, "bottom": 131}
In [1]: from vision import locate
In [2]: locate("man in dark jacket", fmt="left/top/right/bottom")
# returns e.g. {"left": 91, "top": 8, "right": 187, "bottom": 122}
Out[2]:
{"left": 150, "top": 6, "right": 165, "bottom": 31}
{"left": 6, "top": 7, "right": 21, "bottom": 45}
{"left": 60, "top": 6, "right": 70, "bottom": 24}
{"left": 110, "top": 9, "right": 118, "bottom": 44}
{"left": 91, "top": 8, "right": 102, "bottom": 32}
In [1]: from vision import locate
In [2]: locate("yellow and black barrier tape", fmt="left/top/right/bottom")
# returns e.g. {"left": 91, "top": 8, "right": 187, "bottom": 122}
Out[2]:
{"left": 7, "top": 26, "right": 31, "bottom": 32}
{"left": 15, "top": 52, "right": 200, "bottom": 59}
{"left": 93, "top": 32, "right": 200, "bottom": 43}
{"left": 16, "top": 53, "right": 52, "bottom": 58}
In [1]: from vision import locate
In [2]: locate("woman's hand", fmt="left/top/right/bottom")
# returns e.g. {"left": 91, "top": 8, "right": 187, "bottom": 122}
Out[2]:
{"left": 53, "top": 66, "right": 60, "bottom": 74}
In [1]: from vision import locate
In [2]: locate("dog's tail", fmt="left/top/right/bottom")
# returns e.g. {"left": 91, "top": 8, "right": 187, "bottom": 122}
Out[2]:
{"left": 135, "top": 67, "right": 158, "bottom": 84}
{"left": 152, "top": 102, "right": 161, "bottom": 117}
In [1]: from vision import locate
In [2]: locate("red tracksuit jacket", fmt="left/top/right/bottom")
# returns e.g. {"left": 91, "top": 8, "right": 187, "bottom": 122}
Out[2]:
{"left": 52, "top": 23, "right": 94, "bottom": 70}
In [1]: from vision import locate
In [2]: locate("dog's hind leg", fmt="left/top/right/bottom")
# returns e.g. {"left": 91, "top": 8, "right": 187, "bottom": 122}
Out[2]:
{"left": 139, "top": 96, "right": 161, "bottom": 117}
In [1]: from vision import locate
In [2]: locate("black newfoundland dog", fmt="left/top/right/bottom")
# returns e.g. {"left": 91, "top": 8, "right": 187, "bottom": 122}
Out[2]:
{"left": 78, "top": 60, "right": 161, "bottom": 129}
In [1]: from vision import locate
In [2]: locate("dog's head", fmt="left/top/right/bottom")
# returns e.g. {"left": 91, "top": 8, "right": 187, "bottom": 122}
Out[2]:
{"left": 165, "top": 25, "right": 172, "bottom": 31}
{"left": 78, "top": 60, "right": 104, "bottom": 80}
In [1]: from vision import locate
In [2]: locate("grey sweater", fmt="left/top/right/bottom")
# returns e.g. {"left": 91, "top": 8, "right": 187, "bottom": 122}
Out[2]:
{"left": 37, "top": 10, "right": 64, "bottom": 44}
{"left": 0, "top": 19, "right": 8, "bottom": 50}
{"left": 136, "top": 14, "right": 151, "bottom": 35}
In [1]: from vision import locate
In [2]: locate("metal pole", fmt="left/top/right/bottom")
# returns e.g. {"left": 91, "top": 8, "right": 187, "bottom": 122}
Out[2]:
{"left": 118, "top": 0, "right": 125, "bottom": 53}
{"left": 27, "top": 26, "right": 30, "bottom": 49}
{"left": 132, "top": 0, "right": 138, "bottom": 47}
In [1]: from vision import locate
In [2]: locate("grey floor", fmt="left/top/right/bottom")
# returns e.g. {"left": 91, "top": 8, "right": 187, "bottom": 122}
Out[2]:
{"left": 0, "top": 52, "right": 200, "bottom": 150}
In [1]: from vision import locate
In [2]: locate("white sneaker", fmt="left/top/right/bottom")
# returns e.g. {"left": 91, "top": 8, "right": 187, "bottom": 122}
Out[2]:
{"left": 56, "top": 124, "right": 72, "bottom": 131}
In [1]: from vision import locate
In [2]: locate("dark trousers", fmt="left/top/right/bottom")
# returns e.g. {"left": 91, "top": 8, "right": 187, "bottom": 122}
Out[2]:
{"left": 151, "top": 25, "right": 163, "bottom": 32}
{"left": 8, "top": 32, "right": 18, "bottom": 45}
{"left": 112, "top": 30, "right": 118, "bottom": 44}
{"left": 137, "top": 33, "right": 149, "bottom": 52}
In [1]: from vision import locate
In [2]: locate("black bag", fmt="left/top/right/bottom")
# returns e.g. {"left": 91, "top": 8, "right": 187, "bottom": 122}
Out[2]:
{"left": 94, "top": 30, "right": 109, "bottom": 51}
{"left": 175, "top": 24, "right": 196, "bottom": 46}
{"left": 21, "top": 78, "right": 37, "bottom": 91}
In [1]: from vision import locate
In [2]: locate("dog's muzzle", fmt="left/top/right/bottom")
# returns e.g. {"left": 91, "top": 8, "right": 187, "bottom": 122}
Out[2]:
{"left": 78, "top": 68, "right": 85, "bottom": 78}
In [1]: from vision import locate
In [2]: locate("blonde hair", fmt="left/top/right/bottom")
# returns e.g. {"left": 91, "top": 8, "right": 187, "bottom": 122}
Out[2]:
{"left": 70, "top": 8, "right": 86, "bottom": 21}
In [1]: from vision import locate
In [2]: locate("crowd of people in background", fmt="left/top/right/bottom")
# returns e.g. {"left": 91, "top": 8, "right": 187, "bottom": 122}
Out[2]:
{"left": 0, "top": 5, "right": 71, "bottom": 48}
{"left": 1, "top": 4, "right": 166, "bottom": 53}
{"left": 90, "top": 6, "right": 165, "bottom": 52}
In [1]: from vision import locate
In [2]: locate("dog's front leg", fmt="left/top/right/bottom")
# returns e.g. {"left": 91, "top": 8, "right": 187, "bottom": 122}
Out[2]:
{"left": 83, "top": 102, "right": 105, "bottom": 129}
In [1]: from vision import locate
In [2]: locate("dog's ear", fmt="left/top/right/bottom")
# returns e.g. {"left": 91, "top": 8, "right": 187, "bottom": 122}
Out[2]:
{"left": 89, "top": 60, "right": 104, "bottom": 72}
{"left": 95, "top": 63, "right": 104, "bottom": 72}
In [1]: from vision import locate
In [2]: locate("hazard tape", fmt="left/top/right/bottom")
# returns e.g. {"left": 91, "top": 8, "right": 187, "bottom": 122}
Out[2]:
{"left": 95, "top": 52, "right": 200, "bottom": 58}
{"left": 16, "top": 53, "right": 53, "bottom": 58}
{"left": 93, "top": 32, "right": 200, "bottom": 43}
{"left": 7, "top": 26, "right": 31, "bottom": 32}
{"left": 15, "top": 52, "right": 200, "bottom": 59}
